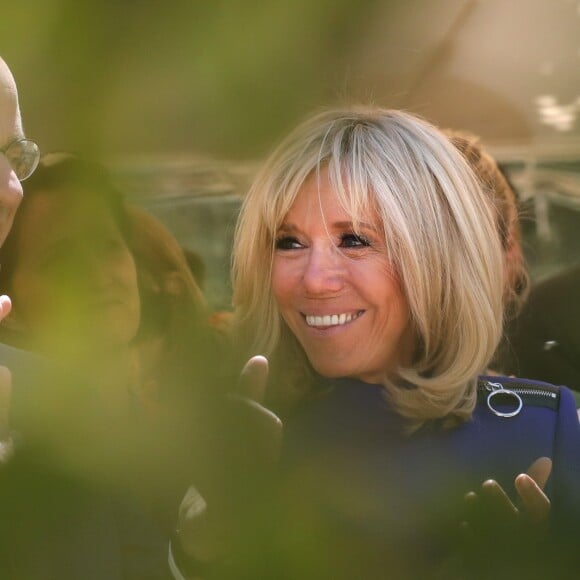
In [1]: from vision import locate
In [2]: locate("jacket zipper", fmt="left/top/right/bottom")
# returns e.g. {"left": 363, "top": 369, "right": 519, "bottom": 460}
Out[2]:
{"left": 477, "top": 380, "right": 559, "bottom": 411}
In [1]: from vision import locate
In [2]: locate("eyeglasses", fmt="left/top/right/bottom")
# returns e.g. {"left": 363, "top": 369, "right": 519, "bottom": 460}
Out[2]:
{"left": 1, "top": 138, "right": 40, "bottom": 181}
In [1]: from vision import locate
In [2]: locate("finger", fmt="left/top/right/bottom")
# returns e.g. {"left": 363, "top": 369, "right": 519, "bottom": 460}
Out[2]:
{"left": 515, "top": 473, "right": 551, "bottom": 523}
{"left": 480, "top": 479, "right": 518, "bottom": 518}
{"left": 0, "top": 365, "right": 12, "bottom": 440}
{"left": 225, "top": 394, "right": 283, "bottom": 463}
{"left": 0, "top": 295, "right": 12, "bottom": 322}
{"left": 461, "top": 490, "right": 479, "bottom": 531}
{"left": 178, "top": 485, "right": 208, "bottom": 523}
{"left": 525, "top": 457, "right": 552, "bottom": 491}
{"left": 463, "top": 490, "right": 479, "bottom": 514}
{"left": 239, "top": 355, "right": 269, "bottom": 403}
{"left": 176, "top": 485, "right": 224, "bottom": 562}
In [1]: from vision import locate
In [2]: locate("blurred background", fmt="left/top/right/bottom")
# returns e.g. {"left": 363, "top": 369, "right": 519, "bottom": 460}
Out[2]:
{"left": 2, "top": 0, "right": 580, "bottom": 308}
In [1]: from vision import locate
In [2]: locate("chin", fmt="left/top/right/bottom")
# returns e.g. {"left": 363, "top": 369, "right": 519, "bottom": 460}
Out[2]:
{"left": 309, "top": 357, "right": 385, "bottom": 385}
{"left": 309, "top": 358, "right": 355, "bottom": 379}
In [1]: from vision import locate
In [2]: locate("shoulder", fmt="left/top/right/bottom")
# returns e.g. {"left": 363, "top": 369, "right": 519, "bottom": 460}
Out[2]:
{"left": 474, "top": 375, "right": 580, "bottom": 448}
{"left": 476, "top": 375, "right": 580, "bottom": 418}
{"left": 477, "top": 375, "right": 562, "bottom": 412}
{"left": 437, "top": 377, "right": 580, "bottom": 482}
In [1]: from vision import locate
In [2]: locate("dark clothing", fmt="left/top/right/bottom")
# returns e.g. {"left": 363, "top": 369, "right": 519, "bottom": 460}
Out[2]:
{"left": 0, "top": 462, "right": 174, "bottom": 580}
{"left": 0, "top": 348, "right": 178, "bottom": 580}
{"left": 0, "top": 342, "right": 48, "bottom": 428}
{"left": 498, "top": 265, "right": 580, "bottom": 392}
{"left": 272, "top": 375, "right": 580, "bottom": 578}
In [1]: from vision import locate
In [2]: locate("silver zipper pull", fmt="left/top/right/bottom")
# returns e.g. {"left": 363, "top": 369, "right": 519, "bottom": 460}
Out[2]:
{"left": 485, "top": 381, "right": 523, "bottom": 418}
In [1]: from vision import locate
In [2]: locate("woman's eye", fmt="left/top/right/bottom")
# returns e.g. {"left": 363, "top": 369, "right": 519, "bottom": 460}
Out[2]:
{"left": 339, "top": 233, "right": 371, "bottom": 248}
{"left": 275, "top": 236, "right": 302, "bottom": 250}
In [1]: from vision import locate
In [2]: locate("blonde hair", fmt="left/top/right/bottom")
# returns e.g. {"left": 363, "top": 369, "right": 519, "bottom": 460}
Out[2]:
{"left": 232, "top": 107, "right": 505, "bottom": 427}
{"left": 446, "top": 130, "right": 529, "bottom": 319}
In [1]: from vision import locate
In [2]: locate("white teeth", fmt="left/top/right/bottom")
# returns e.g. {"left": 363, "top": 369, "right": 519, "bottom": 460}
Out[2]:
{"left": 305, "top": 311, "right": 362, "bottom": 327}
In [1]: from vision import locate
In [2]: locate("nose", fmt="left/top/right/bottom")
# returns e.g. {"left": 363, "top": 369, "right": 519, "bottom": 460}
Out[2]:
{"left": 0, "top": 156, "right": 23, "bottom": 246}
{"left": 302, "top": 244, "right": 345, "bottom": 296}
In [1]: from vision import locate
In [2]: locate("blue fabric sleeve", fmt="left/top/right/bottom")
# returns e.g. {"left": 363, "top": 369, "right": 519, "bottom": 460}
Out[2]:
{"left": 552, "top": 385, "right": 580, "bottom": 523}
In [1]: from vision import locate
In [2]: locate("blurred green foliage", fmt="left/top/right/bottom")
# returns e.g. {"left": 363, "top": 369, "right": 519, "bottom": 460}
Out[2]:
{"left": 2, "top": 0, "right": 382, "bottom": 158}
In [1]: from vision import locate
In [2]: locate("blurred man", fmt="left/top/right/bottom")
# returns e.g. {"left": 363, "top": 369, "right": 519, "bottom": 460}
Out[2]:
{"left": 0, "top": 57, "right": 39, "bottom": 452}
{"left": 0, "top": 58, "right": 37, "bottom": 247}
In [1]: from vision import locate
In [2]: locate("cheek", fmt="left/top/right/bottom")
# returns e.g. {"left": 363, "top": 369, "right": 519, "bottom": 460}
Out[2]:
{"left": 271, "top": 259, "right": 292, "bottom": 307}
{"left": 368, "top": 268, "right": 410, "bottom": 328}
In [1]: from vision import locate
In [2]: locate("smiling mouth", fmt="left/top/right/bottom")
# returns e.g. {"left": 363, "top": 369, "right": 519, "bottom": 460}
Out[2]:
{"left": 304, "top": 311, "right": 364, "bottom": 328}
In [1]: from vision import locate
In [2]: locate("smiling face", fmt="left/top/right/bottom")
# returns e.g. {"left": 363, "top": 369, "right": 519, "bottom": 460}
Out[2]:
{"left": 271, "top": 167, "right": 412, "bottom": 384}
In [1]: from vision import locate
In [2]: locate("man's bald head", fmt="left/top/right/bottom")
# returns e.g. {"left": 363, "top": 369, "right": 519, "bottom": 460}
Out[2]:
{"left": 0, "top": 58, "right": 23, "bottom": 142}
{"left": 0, "top": 57, "right": 27, "bottom": 247}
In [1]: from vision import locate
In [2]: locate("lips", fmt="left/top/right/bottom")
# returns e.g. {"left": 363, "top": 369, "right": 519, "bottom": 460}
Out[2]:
{"left": 304, "top": 310, "right": 364, "bottom": 328}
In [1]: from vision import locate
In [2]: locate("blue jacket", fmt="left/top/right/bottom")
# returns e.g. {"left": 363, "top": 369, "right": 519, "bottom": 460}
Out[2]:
{"left": 278, "top": 375, "right": 580, "bottom": 576}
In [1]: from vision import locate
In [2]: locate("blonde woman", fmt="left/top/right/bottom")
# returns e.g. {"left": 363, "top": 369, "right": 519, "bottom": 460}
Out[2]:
{"left": 224, "top": 107, "right": 580, "bottom": 577}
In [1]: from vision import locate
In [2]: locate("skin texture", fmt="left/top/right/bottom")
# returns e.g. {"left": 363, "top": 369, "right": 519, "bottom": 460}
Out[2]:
{"left": 463, "top": 456, "right": 552, "bottom": 542}
{"left": 9, "top": 189, "right": 141, "bottom": 357}
{"left": 0, "top": 58, "right": 24, "bottom": 249}
{"left": 272, "top": 167, "right": 411, "bottom": 384}
{"left": 0, "top": 57, "right": 27, "bottom": 456}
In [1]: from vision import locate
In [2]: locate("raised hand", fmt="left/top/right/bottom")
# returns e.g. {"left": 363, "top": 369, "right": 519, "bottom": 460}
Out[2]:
{"left": 465, "top": 456, "right": 552, "bottom": 526}
{"left": 238, "top": 355, "right": 269, "bottom": 403}
{"left": 514, "top": 456, "right": 552, "bottom": 522}
{"left": 460, "top": 453, "right": 553, "bottom": 566}
{"left": 0, "top": 294, "right": 13, "bottom": 463}
{"left": 173, "top": 355, "right": 282, "bottom": 574}
{"left": 457, "top": 457, "right": 553, "bottom": 575}
{"left": 229, "top": 355, "right": 282, "bottom": 464}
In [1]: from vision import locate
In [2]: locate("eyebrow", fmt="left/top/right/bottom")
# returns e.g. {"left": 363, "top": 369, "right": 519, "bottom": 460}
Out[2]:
{"left": 334, "top": 220, "right": 376, "bottom": 230}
